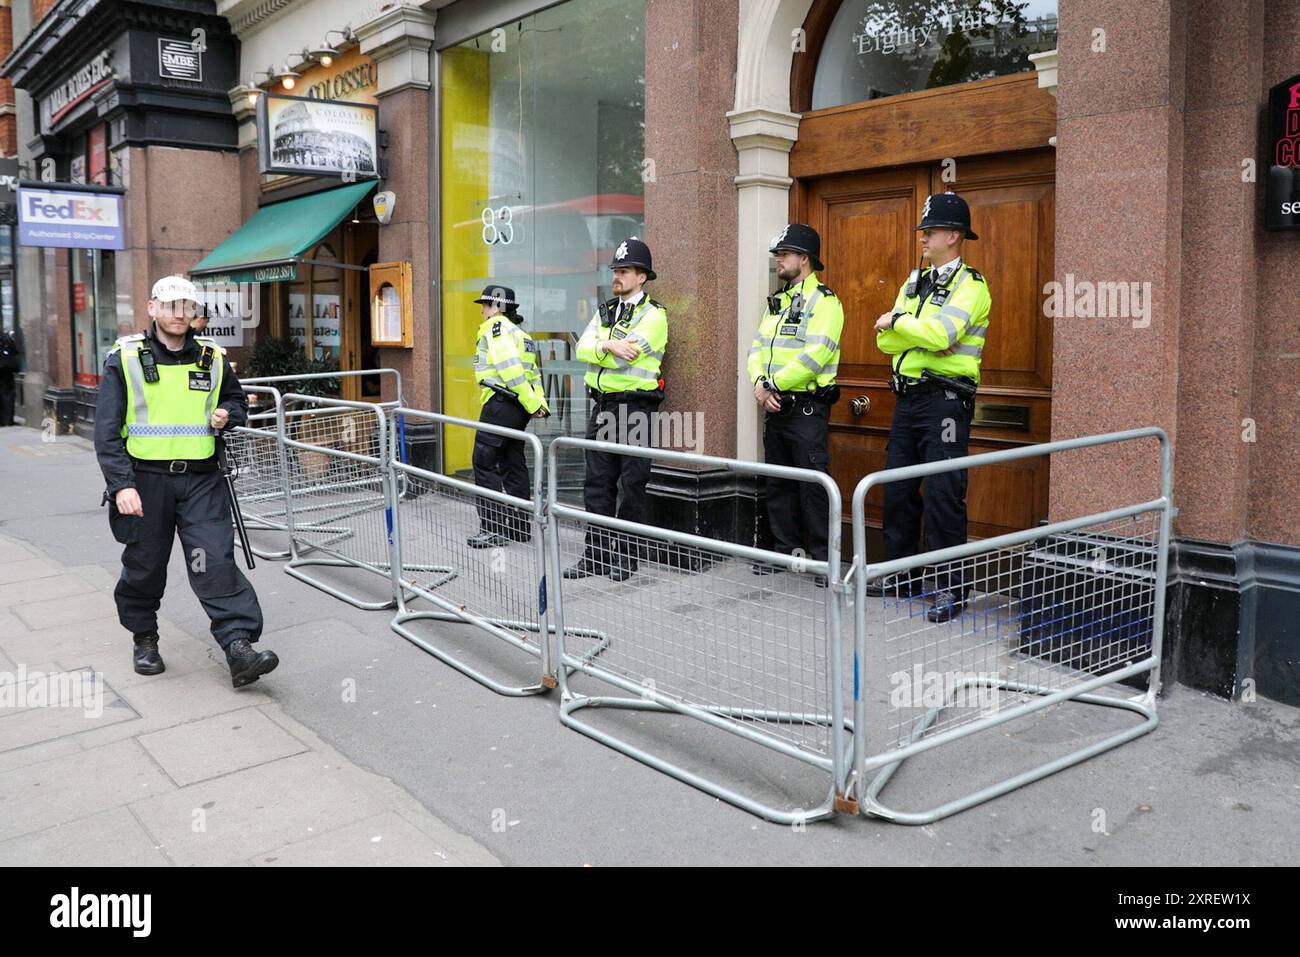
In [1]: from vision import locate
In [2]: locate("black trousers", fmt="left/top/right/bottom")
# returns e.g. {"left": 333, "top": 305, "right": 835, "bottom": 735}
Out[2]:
{"left": 108, "top": 469, "right": 264, "bottom": 649}
{"left": 882, "top": 389, "right": 974, "bottom": 594}
{"left": 582, "top": 395, "right": 659, "bottom": 569}
{"left": 763, "top": 397, "right": 832, "bottom": 562}
{"left": 0, "top": 371, "right": 15, "bottom": 426}
{"left": 472, "top": 393, "right": 532, "bottom": 538}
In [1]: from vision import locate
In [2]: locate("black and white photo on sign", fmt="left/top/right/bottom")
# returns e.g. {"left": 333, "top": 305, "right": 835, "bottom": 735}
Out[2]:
{"left": 264, "top": 96, "right": 376, "bottom": 176}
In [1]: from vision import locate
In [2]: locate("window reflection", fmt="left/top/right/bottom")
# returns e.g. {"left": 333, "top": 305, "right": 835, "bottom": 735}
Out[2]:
{"left": 812, "top": 0, "right": 1059, "bottom": 109}
{"left": 440, "top": 0, "right": 646, "bottom": 483}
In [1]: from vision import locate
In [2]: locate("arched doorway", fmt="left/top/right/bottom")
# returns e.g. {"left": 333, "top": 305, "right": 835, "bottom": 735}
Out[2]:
{"left": 788, "top": 0, "right": 1058, "bottom": 551}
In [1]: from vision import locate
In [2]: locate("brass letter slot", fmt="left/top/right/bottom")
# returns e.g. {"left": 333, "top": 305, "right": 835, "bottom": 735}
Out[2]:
{"left": 972, "top": 402, "right": 1030, "bottom": 430}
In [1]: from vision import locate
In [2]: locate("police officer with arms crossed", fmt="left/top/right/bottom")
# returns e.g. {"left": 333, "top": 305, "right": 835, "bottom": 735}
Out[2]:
{"left": 469, "top": 284, "right": 549, "bottom": 548}
{"left": 748, "top": 224, "right": 844, "bottom": 588}
{"left": 94, "top": 276, "right": 278, "bottom": 687}
{"left": 565, "top": 237, "right": 667, "bottom": 582}
{"left": 871, "top": 193, "right": 991, "bottom": 622}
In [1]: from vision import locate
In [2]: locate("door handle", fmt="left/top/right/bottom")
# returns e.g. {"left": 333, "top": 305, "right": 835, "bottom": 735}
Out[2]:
{"left": 850, "top": 395, "right": 871, "bottom": 417}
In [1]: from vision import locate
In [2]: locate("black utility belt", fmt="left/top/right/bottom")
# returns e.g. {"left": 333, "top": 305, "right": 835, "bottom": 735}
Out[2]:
{"left": 588, "top": 387, "right": 664, "bottom": 403}
{"left": 131, "top": 457, "right": 219, "bottom": 474}
{"left": 775, "top": 384, "right": 840, "bottom": 406}
{"left": 890, "top": 374, "right": 976, "bottom": 399}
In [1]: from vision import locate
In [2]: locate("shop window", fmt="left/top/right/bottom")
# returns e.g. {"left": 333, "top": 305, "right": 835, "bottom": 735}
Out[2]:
{"left": 439, "top": 0, "right": 646, "bottom": 479}
{"left": 811, "top": 0, "right": 1058, "bottom": 110}
{"left": 70, "top": 248, "right": 117, "bottom": 386}
{"left": 285, "top": 239, "right": 343, "bottom": 372}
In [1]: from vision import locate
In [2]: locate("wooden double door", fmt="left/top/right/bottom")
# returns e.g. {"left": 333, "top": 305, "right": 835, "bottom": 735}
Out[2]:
{"left": 796, "top": 150, "right": 1055, "bottom": 553}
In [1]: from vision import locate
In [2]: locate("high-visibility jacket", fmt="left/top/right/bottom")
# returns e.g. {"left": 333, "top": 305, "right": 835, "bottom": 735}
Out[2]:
{"left": 474, "top": 316, "right": 548, "bottom": 414}
{"left": 108, "top": 333, "right": 224, "bottom": 460}
{"left": 747, "top": 272, "right": 844, "bottom": 392}
{"left": 876, "top": 262, "right": 991, "bottom": 383}
{"left": 575, "top": 295, "right": 667, "bottom": 394}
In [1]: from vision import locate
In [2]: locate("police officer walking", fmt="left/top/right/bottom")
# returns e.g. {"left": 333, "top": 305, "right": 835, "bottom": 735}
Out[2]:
{"left": 871, "top": 193, "right": 991, "bottom": 621}
{"left": 565, "top": 237, "right": 667, "bottom": 582}
{"left": 469, "top": 284, "right": 549, "bottom": 548}
{"left": 747, "top": 224, "right": 844, "bottom": 587}
{"left": 94, "top": 276, "right": 278, "bottom": 687}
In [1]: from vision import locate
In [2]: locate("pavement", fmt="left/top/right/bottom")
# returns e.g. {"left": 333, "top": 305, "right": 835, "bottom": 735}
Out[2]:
{"left": 0, "top": 422, "right": 1297, "bottom": 866}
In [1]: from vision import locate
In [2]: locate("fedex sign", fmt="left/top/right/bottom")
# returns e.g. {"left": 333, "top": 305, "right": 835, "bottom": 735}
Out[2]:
{"left": 17, "top": 187, "right": 123, "bottom": 249}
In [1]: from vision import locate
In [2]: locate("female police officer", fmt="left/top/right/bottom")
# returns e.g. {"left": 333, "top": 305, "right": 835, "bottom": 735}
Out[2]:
{"left": 469, "top": 285, "right": 549, "bottom": 548}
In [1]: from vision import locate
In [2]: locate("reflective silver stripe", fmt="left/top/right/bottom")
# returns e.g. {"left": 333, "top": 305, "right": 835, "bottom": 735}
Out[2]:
{"left": 952, "top": 343, "right": 983, "bottom": 358}
{"left": 501, "top": 373, "right": 528, "bottom": 387}
{"left": 203, "top": 359, "right": 221, "bottom": 422}
{"left": 931, "top": 268, "right": 973, "bottom": 346}
{"left": 121, "top": 345, "right": 151, "bottom": 425}
{"left": 796, "top": 352, "right": 823, "bottom": 373}
{"left": 820, "top": 360, "right": 839, "bottom": 378}
{"left": 799, "top": 289, "right": 822, "bottom": 318}
{"left": 126, "top": 424, "right": 216, "bottom": 436}
{"left": 612, "top": 364, "right": 659, "bottom": 380}
{"left": 965, "top": 324, "right": 988, "bottom": 341}
{"left": 806, "top": 334, "right": 839, "bottom": 351}
{"left": 748, "top": 343, "right": 763, "bottom": 356}
{"left": 773, "top": 337, "right": 805, "bottom": 349}
{"left": 625, "top": 334, "right": 663, "bottom": 361}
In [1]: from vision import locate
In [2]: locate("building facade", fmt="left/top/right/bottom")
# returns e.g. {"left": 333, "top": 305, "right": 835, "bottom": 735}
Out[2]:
{"left": 4, "top": 0, "right": 1297, "bottom": 706}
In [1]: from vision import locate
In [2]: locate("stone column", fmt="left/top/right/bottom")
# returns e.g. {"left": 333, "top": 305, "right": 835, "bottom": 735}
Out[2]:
{"left": 726, "top": 107, "right": 798, "bottom": 461}
{"left": 357, "top": 4, "right": 436, "bottom": 410}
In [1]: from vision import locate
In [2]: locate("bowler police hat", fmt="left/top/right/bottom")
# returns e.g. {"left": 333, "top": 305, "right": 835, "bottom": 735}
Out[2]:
{"left": 769, "top": 223, "right": 825, "bottom": 272}
{"left": 610, "top": 237, "right": 655, "bottom": 281}
{"left": 473, "top": 284, "right": 519, "bottom": 308}
{"left": 916, "top": 192, "right": 978, "bottom": 240}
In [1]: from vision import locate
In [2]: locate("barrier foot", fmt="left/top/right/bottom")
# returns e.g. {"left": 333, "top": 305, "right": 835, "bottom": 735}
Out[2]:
{"left": 860, "top": 681, "right": 1158, "bottom": 825}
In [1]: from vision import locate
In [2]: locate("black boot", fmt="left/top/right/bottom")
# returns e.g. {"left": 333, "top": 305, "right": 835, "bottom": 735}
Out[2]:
{"left": 225, "top": 638, "right": 279, "bottom": 688}
{"left": 132, "top": 632, "right": 165, "bottom": 676}
{"left": 563, "top": 556, "right": 599, "bottom": 579}
{"left": 466, "top": 531, "right": 507, "bottom": 549}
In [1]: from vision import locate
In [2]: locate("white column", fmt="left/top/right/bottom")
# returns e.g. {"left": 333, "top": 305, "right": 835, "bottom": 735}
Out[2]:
{"left": 727, "top": 107, "right": 800, "bottom": 462}
{"left": 356, "top": 3, "right": 437, "bottom": 95}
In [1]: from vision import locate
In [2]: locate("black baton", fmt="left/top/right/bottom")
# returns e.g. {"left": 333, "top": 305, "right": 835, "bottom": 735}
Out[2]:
{"left": 217, "top": 431, "right": 255, "bottom": 570}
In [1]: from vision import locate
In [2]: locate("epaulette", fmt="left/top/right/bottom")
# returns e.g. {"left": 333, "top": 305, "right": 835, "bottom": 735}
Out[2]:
{"left": 648, "top": 298, "right": 666, "bottom": 312}
{"left": 491, "top": 320, "right": 503, "bottom": 336}
{"left": 965, "top": 267, "right": 985, "bottom": 283}
{"left": 108, "top": 333, "right": 145, "bottom": 355}
{"left": 816, "top": 284, "right": 837, "bottom": 298}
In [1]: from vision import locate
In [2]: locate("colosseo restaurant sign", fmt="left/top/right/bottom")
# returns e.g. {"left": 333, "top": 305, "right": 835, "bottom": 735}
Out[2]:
{"left": 1267, "top": 72, "right": 1300, "bottom": 229}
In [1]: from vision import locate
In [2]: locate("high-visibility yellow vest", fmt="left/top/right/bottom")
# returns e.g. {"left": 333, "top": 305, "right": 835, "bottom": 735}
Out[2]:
{"left": 747, "top": 272, "right": 844, "bottom": 392}
{"left": 109, "top": 334, "right": 224, "bottom": 460}
{"left": 876, "top": 262, "right": 991, "bottom": 383}
{"left": 575, "top": 296, "right": 667, "bottom": 393}
{"left": 474, "top": 316, "right": 548, "bottom": 414}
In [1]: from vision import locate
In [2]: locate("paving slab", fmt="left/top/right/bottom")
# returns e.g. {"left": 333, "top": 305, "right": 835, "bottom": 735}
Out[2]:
{"left": 0, "top": 806, "right": 170, "bottom": 867}
{"left": 137, "top": 706, "right": 308, "bottom": 787}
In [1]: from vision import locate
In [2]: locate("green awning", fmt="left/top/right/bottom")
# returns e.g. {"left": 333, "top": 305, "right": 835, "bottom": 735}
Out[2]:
{"left": 190, "top": 180, "right": 376, "bottom": 285}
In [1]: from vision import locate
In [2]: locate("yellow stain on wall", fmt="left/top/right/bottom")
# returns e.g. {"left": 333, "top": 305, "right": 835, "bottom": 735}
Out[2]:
{"left": 440, "top": 46, "right": 490, "bottom": 475}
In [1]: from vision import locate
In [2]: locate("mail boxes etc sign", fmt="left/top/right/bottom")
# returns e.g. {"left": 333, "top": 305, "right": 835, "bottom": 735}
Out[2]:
{"left": 17, "top": 187, "right": 125, "bottom": 250}
{"left": 1268, "top": 73, "right": 1300, "bottom": 229}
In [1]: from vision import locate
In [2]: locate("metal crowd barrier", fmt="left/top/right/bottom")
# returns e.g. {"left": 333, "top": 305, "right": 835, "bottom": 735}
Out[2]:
{"left": 847, "top": 427, "right": 1172, "bottom": 824}
{"left": 231, "top": 370, "right": 407, "bottom": 560}
{"left": 225, "top": 385, "right": 292, "bottom": 560}
{"left": 278, "top": 394, "right": 416, "bottom": 610}
{"left": 546, "top": 436, "right": 854, "bottom": 825}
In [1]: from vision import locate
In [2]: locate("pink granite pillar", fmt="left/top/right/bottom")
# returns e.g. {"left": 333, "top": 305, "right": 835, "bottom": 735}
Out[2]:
{"left": 643, "top": 0, "right": 739, "bottom": 457}
{"left": 1050, "top": 0, "right": 1187, "bottom": 521}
